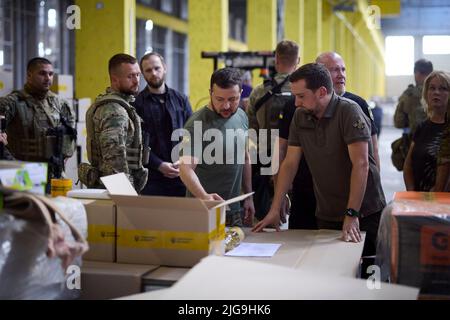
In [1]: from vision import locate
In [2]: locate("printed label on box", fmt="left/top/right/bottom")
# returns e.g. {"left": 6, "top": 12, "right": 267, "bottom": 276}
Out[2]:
{"left": 420, "top": 225, "right": 450, "bottom": 266}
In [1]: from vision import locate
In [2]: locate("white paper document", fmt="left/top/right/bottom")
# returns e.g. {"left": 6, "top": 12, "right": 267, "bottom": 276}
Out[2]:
{"left": 100, "top": 173, "right": 138, "bottom": 196}
{"left": 225, "top": 243, "right": 282, "bottom": 257}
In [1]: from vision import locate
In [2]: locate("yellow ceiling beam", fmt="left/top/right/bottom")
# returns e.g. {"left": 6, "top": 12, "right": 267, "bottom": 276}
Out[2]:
{"left": 136, "top": 4, "right": 188, "bottom": 34}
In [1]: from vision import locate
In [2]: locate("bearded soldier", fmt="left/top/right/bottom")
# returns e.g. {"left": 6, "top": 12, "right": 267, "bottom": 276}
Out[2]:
{"left": 0, "top": 57, "right": 76, "bottom": 178}
{"left": 79, "top": 53, "right": 148, "bottom": 192}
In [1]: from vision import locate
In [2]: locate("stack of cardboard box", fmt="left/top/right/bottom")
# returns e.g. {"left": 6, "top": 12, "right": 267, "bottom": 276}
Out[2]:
{"left": 71, "top": 173, "right": 250, "bottom": 299}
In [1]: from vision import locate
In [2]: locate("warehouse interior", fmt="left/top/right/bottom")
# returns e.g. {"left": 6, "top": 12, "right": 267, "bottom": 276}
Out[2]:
{"left": 0, "top": 0, "right": 449, "bottom": 302}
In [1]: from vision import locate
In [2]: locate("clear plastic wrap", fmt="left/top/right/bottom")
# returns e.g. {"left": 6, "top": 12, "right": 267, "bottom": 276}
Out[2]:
{"left": 376, "top": 192, "right": 450, "bottom": 298}
{"left": 0, "top": 194, "right": 88, "bottom": 300}
{"left": 224, "top": 227, "right": 245, "bottom": 252}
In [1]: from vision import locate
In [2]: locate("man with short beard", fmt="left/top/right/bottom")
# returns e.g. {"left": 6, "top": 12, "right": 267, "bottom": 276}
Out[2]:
{"left": 81, "top": 53, "right": 148, "bottom": 192}
{"left": 134, "top": 52, "right": 192, "bottom": 196}
{"left": 179, "top": 68, "right": 255, "bottom": 227}
{"left": 0, "top": 57, "right": 76, "bottom": 175}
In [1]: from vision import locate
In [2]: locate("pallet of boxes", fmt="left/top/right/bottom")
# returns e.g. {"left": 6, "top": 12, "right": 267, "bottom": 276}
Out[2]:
{"left": 377, "top": 192, "right": 450, "bottom": 299}
{"left": 68, "top": 173, "right": 251, "bottom": 300}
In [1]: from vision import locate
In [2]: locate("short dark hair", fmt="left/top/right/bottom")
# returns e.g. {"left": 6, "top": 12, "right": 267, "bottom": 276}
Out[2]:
{"left": 276, "top": 40, "right": 299, "bottom": 66}
{"left": 109, "top": 53, "right": 137, "bottom": 75}
{"left": 289, "top": 63, "right": 333, "bottom": 94}
{"left": 414, "top": 59, "right": 433, "bottom": 75}
{"left": 210, "top": 68, "right": 243, "bottom": 91}
{"left": 139, "top": 52, "right": 165, "bottom": 71}
{"left": 27, "top": 57, "right": 52, "bottom": 72}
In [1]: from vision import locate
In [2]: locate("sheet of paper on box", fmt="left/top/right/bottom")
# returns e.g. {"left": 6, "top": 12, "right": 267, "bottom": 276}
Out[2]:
{"left": 100, "top": 173, "right": 138, "bottom": 196}
{"left": 225, "top": 243, "right": 282, "bottom": 257}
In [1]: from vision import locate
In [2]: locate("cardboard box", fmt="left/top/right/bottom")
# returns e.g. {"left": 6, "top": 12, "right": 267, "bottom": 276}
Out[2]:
{"left": 142, "top": 266, "right": 190, "bottom": 291}
{"left": 241, "top": 229, "right": 365, "bottom": 278}
{"left": 78, "top": 199, "right": 117, "bottom": 262}
{"left": 118, "top": 256, "right": 419, "bottom": 300}
{"left": 50, "top": 74, "right": 73, "bottom": 99}
{"left": 0, "top": 70, "right": 13, "bottom": 96}
{"left": 389, "top": 192, "right": 450, "bottom": 297}
{"left": 101, "top": 173, "right": 252, "bottom": 267}
{"left": 80, "top": 261, "right": 158, "bottom": 300}
{"left": 136, "top": 229, "right": 365, "bottom": 291}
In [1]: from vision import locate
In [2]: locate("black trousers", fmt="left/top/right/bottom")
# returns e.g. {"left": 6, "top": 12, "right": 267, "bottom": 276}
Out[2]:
{"left": 288, "top": 189, "right": 317, "bottom": 230}
{"left": 140, "top": 180, "right": 186, "bottom": 197}
{"left": 251, "top": 163, "right": 273, "bottom": 221}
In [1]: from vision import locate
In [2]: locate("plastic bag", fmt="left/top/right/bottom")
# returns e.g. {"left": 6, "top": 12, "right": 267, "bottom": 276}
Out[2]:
{"left": 0, "top": 191, "right": 88, "bottom": 300}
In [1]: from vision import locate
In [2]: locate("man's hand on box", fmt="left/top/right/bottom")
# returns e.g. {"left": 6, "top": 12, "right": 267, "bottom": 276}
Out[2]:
{"left": 252, "top": 207, "right": 281, "bottom": 232}
{"left": 342, "top": 216, "right": 362, "bottom": 243}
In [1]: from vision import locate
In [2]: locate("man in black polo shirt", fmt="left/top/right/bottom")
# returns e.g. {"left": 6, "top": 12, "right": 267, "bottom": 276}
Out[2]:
{"left": 316, "top": 52, "right": 380, "bottom": 169}
{"left": 254, "top": 63, "right": 386, "bottom": 264}
{"left": 134, "top": 52, "right": 193, "bottom": 196}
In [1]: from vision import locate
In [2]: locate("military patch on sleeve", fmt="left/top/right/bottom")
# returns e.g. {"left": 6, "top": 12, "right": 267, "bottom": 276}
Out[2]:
{"left": 353, "top": 119, "right": 365, "bottom": 130}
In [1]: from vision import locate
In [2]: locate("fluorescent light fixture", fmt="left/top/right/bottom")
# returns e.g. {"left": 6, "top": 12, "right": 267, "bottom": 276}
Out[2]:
{"left": 48, "top": 9, "right": 57, "bottom": 28}
{"left": 145, "top": 20, "right": 154, "bottom": 31}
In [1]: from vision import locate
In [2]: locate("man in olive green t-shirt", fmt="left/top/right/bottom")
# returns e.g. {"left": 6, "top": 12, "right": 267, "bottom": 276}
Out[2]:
{"left": 179, "top": 68, "right": 255, "bottom": 227}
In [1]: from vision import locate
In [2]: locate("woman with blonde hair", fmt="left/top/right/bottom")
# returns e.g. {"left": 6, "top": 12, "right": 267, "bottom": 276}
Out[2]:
{"left": 403, "top": 71, "right": 450, "bottom": 191}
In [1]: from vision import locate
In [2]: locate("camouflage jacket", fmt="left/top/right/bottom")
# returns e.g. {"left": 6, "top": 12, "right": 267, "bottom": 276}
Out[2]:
{"left": 394, "top": 84, "right": 427, "bottom": 134}
{"left": 87, "top": 88, "right": 147, "bottom": 190}
{"left": 0, "top": 86, "right": 75, "bottom": 162}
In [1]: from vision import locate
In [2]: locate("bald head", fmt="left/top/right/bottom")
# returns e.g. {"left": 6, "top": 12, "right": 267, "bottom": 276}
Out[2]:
{"left": 316, "top": 52, "right": 346, "bottom": 95}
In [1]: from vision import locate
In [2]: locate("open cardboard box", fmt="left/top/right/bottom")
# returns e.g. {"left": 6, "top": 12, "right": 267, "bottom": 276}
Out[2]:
{"left": 101, "top": 173, "right": 253, "bottom": 267}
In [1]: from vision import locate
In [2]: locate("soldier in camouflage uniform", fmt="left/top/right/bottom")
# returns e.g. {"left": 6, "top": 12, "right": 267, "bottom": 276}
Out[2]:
{"left": 0, "top": 57, "right": 76, "bottom": 175}
{"left": 394, "top": 59, "right": 434, "bottom": 135}
{"left": 391, "top": 59, "right": 433, "bottom": 171}
{"left": 79, "top": 54, "right": 148, "bottom": 192}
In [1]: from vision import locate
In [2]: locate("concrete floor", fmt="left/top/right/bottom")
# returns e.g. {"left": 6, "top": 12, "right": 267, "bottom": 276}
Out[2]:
{"left": 377, "top": 103, "right": 406, "bottom": 202}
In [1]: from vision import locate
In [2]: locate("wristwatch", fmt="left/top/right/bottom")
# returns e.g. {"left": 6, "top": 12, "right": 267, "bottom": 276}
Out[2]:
{"left": 345, "top": 208, "right": 360, "bottom": 218}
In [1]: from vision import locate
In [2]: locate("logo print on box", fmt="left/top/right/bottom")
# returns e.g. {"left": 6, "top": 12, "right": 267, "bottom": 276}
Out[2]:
{"left": 432, "top": 232, "right": 449, "bottom": 251}
{"left": 420, "top": 226, "right": 450, "bottom": 266}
